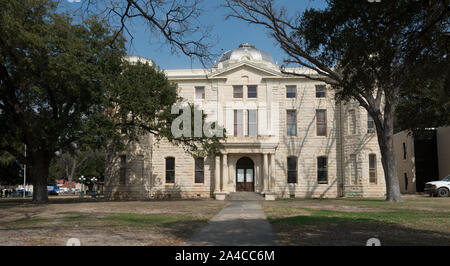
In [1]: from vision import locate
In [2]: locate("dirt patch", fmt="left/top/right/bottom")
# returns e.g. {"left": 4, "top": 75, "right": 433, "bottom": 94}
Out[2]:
{"left": 0, "top": 198, "right": 228, "bottom": 246}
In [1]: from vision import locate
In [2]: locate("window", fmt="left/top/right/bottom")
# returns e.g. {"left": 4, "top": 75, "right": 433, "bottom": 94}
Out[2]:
{"left": 316, "top": 109, "right": 327, "bottom": 136}
{"left": 286, "top": 110, "right": 297, "bottom": 136}
{"left": 247, "top": 86, "right": 257, "bottom": 98}
{"left": 367, "top": 114, "right": 375, "bottom": 133}
{"left": 317, "top": 156, "right": 328, "bottom": 184}
{"left": 165, "top": 157, "right": 175, "bottom": 183}
{"left": 195, "top": 157, "right": 204, "bottom": 183}
{"left": 403, "top": 142, "right": 407, "bottom": 160}
{"left": 350, "top": 154, "right": 358, "bottom": 184}
{"left": 233, "top": 86, "right": 243, "bottom": 98}
{"left": 348, "top": 109, "right": 356, "bottom": 134}
{"left": 247, "top": 110, "right": 257, "bottom": 136}
{"left": 234, "top": 110, "right": 243, "bottom": 136}
{"left": 195, "top": 87, "right": 205, "bottom": 99}
{"left": 404, "top": 173, "right": 408, "bottom": 190}
{"left": 286, "top": 85, "right": 296, "bottom": 98}
{"left": 315, "top": 85, "right": 326, "bottom": 98}
{"left": 287, "top": 156, "right": 297, "bottom": 183}
{"left": 369, "top": 154, "right": 377, "bottom": 184}
{"left": 119, "top": 155, "right": 126, "bottom": 185}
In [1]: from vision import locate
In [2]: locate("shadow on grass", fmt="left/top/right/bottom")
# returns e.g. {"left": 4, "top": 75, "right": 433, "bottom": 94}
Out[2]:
{"left": 268, "top": 211, "right": 450, "bottom": 246}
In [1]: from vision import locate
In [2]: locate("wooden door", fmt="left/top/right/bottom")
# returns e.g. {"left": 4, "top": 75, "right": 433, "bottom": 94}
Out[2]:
{"left": 236, "top": 157, "right": 255, "bottom": 192}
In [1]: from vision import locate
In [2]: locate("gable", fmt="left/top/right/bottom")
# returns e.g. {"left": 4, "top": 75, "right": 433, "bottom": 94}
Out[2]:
{"left": 210, "top": 62, "right": 281, "bottom": 79}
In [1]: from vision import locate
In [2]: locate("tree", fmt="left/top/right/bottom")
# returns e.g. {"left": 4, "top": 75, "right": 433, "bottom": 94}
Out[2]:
{"left": 0, "top": 0, "right": 223, "bottom": 203}
{"left": 396, "top": 43, "right": 450, "bottom": 132}
{"left": 224, "top": 0, "right": 449, "bottom": 201}
{"left": 52, "top": 148, "right": 104, "bottom": 192}
{"left": 0, "top": 151, "right": 23, "bottom": 186}
{"left": 0, "top": 0, "right": 126, "bottom": 203}
{"left": 77, "top": 0, "right": 216, "bottom": 65}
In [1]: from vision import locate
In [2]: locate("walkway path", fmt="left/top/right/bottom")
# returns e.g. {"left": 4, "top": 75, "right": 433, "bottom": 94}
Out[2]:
{"left": 187, "top": 200, "right": 279, "bottom": 246}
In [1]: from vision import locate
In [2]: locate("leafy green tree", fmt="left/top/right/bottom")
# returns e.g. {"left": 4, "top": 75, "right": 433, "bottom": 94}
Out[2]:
{"left": 225, "top": 0, "right": 449, "bottom": 201}
{"left": 396, "top": 46, "right": 450, "bottom": 132}
{"left": 0, "top": 0, "right": 223, "bottom": 203}
{"left": 0, "top": 151, "right": 23, "bottom": 186}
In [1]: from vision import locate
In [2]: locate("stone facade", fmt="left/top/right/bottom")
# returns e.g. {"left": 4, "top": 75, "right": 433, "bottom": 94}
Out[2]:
{"left": 104, "top": 44, "right": 386, "bottom": 200}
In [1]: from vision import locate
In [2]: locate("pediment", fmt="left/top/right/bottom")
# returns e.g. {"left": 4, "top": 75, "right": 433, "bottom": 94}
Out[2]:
{"left": 209, "top": 62, "right": 281, "bottom": 78}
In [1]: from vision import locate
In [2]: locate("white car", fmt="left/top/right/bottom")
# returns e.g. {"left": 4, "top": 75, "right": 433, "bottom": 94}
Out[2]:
{"left": 424, "top": 175, "right": 450, "bottom": 197}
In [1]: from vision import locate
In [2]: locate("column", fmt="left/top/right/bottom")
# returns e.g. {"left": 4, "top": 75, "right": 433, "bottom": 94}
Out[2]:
{"left": 263, "top": 153, "right": 269, "bottom": 193}
{"left": 270, "top": 153, "right": 276, "bottom": 192}
{"left": 222, "top": 153, "right": 228, "bottom": 192}
{"left": 215, "top": 156, "right": 221, "bottom": 192}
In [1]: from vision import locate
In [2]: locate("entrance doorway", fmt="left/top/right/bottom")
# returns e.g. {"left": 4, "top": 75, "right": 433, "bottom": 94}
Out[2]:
{"left": 236, "top": 157, "right": 255, "bottom": 192}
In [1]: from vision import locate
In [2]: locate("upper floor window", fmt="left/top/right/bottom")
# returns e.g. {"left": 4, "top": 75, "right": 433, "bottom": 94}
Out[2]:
{"left": 317, "top": 156, "right": 328, "bottom": 184}
{"left": 315, "top": 85, "right": 326, "bottom": 98}
{"left": 233, "top": 86, "right": 243, "bottom": 98}
{"left": 165, "top": 157, "right": 175, "bottom": 183}
{"left": 286, "top": 85, "right": 296, "bottom": 98}
{"left": 234, "top": 110, "right": 243, "bottom": 136}
{"left": 368, "top": 114, "right": 375, "bottom": 133}
{"left": 119, "top": 155, "right": 126, "bottom": 185}
{"left": 195, "top": 157, "right": 204, "bottom": 183}
{"left": 247, "top": 85, "right": 257, "bottom": 98}
{"left": 348, "top": 109, "right": 356, "bottom": 135}
{"left": 247, "top": 110, "right": 257, "bottom": 136}
{"left": 369, "top": 154, "right": 377, "bottom": 183}
{"left": 195, "top": 87, "right": 205, "bottom": 99}
{"left": 316, "top": 109, "right": 327, "bottom": 136}
{"left": 287, "top": 156, "right": 297, "bottom": 183}
{"left": 286, "top": 110, "right": 297, "bottom": 136}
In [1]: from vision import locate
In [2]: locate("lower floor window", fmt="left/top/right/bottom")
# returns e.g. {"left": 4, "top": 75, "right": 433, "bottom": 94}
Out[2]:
{"left": 317, "top": 156, "right": 328, "bottom": 184}
{"left": 195, "top": 157, "right": 204, "bottom": 183}
{"left": 166, "top": 157, "right": 175, "bottom": 183}
{"left": 369, "top": 154, "right": 377, "bottom": 183}
{"left": 287, "top": 156, "right": 297, "bottom": 183}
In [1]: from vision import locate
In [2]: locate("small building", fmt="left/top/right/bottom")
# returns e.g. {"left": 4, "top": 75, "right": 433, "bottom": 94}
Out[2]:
{"left": 394, "top": 127, "right": 450, "bottom": 193}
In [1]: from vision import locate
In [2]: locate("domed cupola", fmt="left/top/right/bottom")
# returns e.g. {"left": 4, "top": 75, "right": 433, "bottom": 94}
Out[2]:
{"left": 215, "top": 43, "right": 276, "bottom": 68}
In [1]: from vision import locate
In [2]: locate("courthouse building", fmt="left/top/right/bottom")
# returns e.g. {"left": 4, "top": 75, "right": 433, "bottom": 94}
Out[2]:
{"left": 104, "top": 44, "right": 386, "bottom": 200}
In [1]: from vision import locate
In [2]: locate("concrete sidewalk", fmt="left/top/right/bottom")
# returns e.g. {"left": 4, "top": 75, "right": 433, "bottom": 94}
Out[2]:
{"left": 187, "top": 200, "right": 279, "bottom": 246}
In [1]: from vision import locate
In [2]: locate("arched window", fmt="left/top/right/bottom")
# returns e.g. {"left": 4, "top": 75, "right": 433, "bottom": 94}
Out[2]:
{"left": 287, "top": 156, "right": 297, "bottom": 183}
{"left": 165, "top": 157, "right": 175, "bottom": 183}
{"left": 195, "top": 157, "right": 204, "bottom": 184}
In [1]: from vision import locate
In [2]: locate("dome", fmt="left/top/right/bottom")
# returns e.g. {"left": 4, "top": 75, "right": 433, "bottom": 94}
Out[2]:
{"left": 217, "top": 43, "right": 274, "bottom": 65}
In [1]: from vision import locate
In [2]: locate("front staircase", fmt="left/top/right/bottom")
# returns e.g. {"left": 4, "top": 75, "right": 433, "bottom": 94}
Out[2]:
{"left": 226, "top": 192, "right": 265, "bottom": 201}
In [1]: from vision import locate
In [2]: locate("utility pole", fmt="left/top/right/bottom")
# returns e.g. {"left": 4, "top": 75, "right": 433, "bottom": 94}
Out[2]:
{"left": 23, "top": 144, "right": 26, "bottom": 198}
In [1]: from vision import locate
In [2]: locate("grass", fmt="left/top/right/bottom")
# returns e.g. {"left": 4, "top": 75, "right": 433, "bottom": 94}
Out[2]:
{"left": 269, "top": 208, "right": 449, "bottom": 227}
{"left": 263, "top": 197, "right": 450, "bottom": 245}
{"left": 105, "top": 213, "right": 181, "bottom": 226}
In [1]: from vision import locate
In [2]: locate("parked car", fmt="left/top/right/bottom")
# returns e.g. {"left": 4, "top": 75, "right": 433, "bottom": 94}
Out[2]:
{"left": 424, "top": 175, "right": 450, "bottom": 197}
{"left": 14, "top": 189, "right": 32, "bottom": 197}
{"left": 47, "top": 184, "right": 60, "bottom": 196}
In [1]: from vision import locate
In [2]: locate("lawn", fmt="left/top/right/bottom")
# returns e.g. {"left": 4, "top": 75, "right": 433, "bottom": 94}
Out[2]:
{"left": 0, "top": 197, "right": 227, "bottom": 246}
{"left": 262, "top": 195, "right": 450, "bottom": 246}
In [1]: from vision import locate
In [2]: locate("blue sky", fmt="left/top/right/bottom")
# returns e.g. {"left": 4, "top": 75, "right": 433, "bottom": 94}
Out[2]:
{"left": 63, "top": 0, "right": 328, "bottom": 69}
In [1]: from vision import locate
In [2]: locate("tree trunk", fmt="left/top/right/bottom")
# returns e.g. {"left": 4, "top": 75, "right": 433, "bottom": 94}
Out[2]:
{"left": 376, "top": 97, "right": 403, "bottom": 202}
{"left": 30, "top": 150, "right": 51, "bottom": 203}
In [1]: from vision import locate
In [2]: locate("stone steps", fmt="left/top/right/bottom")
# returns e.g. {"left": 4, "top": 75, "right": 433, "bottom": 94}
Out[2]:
{"left": 226, "top": 192, "right": 265, "bottom": 201}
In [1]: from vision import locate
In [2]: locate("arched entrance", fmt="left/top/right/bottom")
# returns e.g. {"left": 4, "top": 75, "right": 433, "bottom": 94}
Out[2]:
{"left": 236, "top": 157, "right": 255, "bottom": 192}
